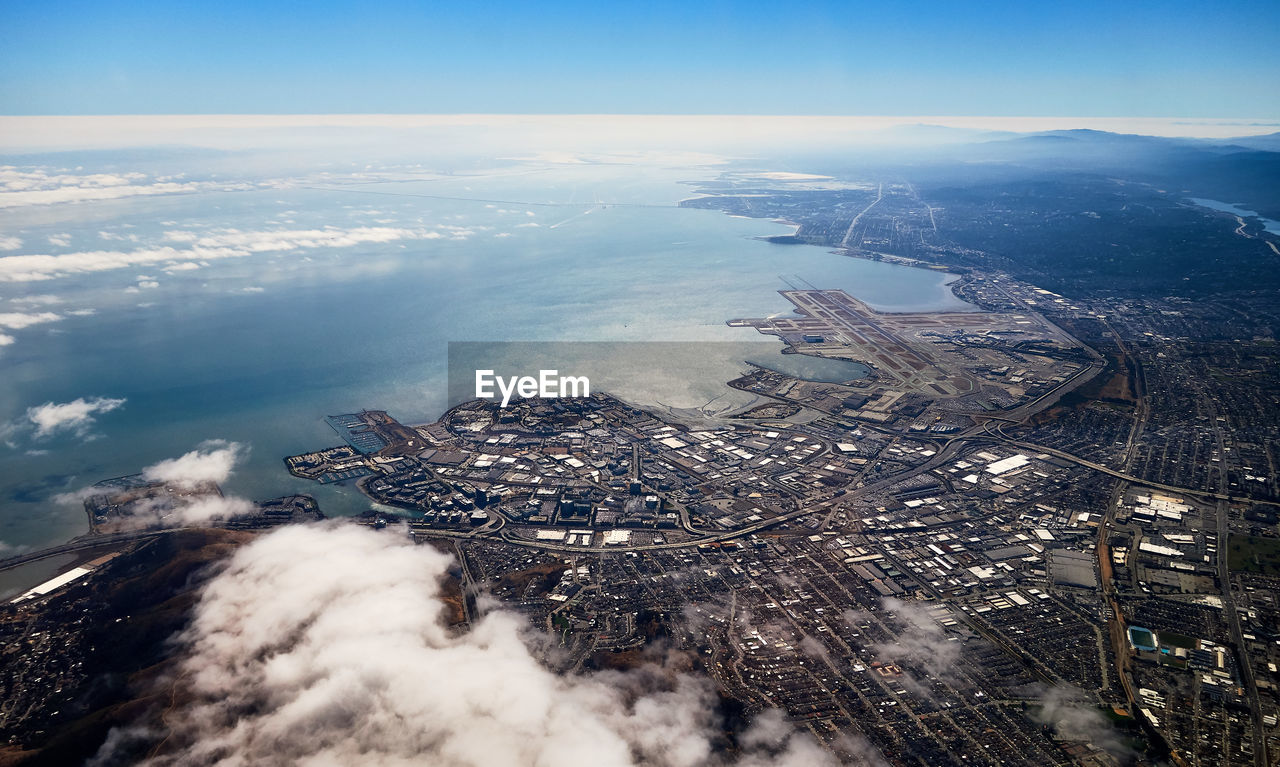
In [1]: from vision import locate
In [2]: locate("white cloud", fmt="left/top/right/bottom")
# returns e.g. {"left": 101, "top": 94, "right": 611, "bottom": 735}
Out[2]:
{"left": 69, "top": 490, "right": 256, "bottom": 530}
{"left": 137, "top": 280, "right": 160, "bottom": 289}
{"left": 869, "top": 597, "right": 961, "bottom": 682}
{"left": 1035, "top": 685, "right": 1133, "bottom": 759}
{"left": 171, "top": 495, "right": 257, "bottom": 524}
{"left": 0, "top": 311, "right": 61, "bottom": 329}
{"left": 141, "top": 440, "right": 245, "bottom": 489}
{"left": 0, "top": 167, "right": 142, "bottom": 191}
{"left": 25, "top": 396, "right": 126, "bottom": 439}
{"left": 97, "top": 524, "right": 853, "bottom": 767}
{"left": 47, "top": 233, "right": 71, "bottom": 247}
{"left": 54, "top": 441, "right": 256, "bottom": 529}
{"left": 0, "top": 166, "right": 263, "bottom": 208}
{"left": 9, "top": 294, "right": 62, "bottom": 306}
{"left": 0, "top": 236, "right": 21, "bottom": 250}
{"left": 0, "top": 226, "right": 450, "bottom": 282}
{"left": 160, "top": 226, "right": 446, "bottom": 251}
{"left": 0, "top": 311, "right": 62, "bottom": 353}
{"left": 162, "top": 262, "right": 202, "bottom": 273}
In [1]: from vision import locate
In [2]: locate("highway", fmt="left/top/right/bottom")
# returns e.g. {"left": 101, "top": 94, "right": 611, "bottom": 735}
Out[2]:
{"left": 839, "top": 182, "right": 883, "bottom": 250}
{"left": 0, "top": 529, "right": 169, "bottom": 573}
{"left": 983, "top": 423, "right": 1280, "bottom": 507}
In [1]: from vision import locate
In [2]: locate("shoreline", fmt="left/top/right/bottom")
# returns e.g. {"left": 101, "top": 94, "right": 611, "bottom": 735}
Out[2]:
{"left": 9, "top": 176, "right": 971, "bottom": 556}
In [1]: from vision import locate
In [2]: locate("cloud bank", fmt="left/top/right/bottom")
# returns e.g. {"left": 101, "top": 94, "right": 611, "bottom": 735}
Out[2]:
{"left": 0, "top": 166, "right": 263, "bottom": 208}
{"left": 98, "top": 524, "right": 848, "bottom": 767}
{"left": 0, "top": 225, "right": 454, "bottom": 282}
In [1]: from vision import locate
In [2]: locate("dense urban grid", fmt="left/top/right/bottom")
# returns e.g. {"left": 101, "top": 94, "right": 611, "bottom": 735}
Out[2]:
{"left": 276, "top": 256, "right": 1278, "bottom": 763}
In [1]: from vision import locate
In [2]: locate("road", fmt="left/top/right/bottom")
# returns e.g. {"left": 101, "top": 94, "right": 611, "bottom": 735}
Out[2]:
{"left": 905, "top": 181, "right": 937, "bottom": 235}
{"left": 1215, "top": 496, "right": 1266, "bottom": 767}
{"left": 0, "top": 529, "right": 169, "bottom": 572}
{"left": 839, "top": 183, "right": 883, "bottom": 250}
{"left": 983, "top": 423, "right": 1280, "bottom": 507}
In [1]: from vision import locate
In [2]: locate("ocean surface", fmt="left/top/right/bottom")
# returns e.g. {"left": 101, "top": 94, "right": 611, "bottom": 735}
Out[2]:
{"left": 0, "top": 156, "right": 970, "bottom": 550}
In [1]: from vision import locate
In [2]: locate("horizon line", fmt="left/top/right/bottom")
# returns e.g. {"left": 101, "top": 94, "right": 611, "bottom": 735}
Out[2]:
{"left": 2, "top": 114, "right": 1277, "bottom": 146}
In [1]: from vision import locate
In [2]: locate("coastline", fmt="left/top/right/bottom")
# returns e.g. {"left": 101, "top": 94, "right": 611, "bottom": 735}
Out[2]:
{"left": 5, "top": 173, "right": 974, "bottom": 554}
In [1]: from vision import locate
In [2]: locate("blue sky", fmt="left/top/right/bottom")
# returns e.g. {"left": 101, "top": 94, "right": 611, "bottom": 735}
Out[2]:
{"left": 2, "top": 0, "right": 1278, "bottom": 117}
